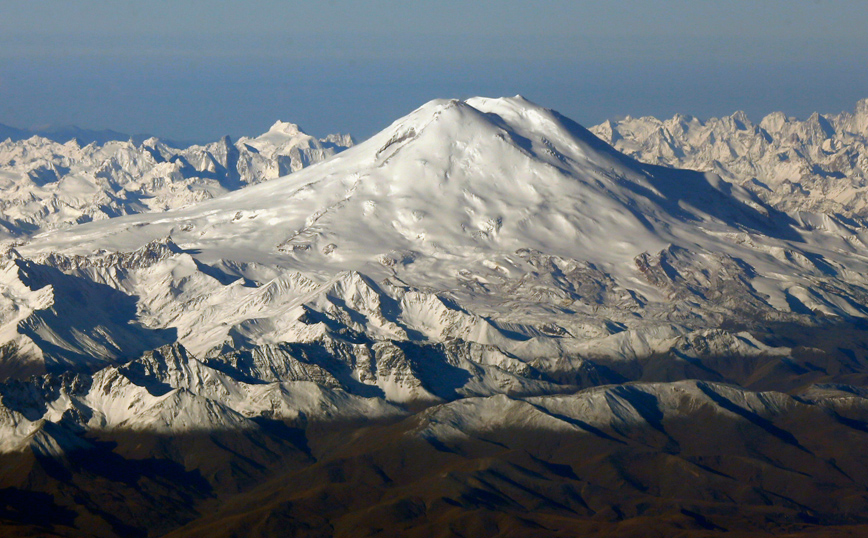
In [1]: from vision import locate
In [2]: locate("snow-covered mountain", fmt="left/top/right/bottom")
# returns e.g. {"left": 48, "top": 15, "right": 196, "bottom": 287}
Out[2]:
{"left": 0, "top": 94, "right": 862, "bottom": 402}
{"left": 591, "top": 99, "right": 868, "bottom": 217}
{"left": 0, "top": 122, "right": 352, "bottom": 238}
{"left": 3, "top": 96, "right": 868, "bottom": 537}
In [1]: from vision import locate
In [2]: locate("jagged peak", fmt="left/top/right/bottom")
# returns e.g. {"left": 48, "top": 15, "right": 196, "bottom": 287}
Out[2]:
{"left": 323, "top": 270, "right": 380, "bottom": 296}
{"left": 141, "top": 136, "right": 163, "bottom": 147}
{"left": 320, "top": 132, "right": 354, "bottom": 146}
{"left": 0, "top": 245, "right": 23, "bottom": 262}
{"left": 37, "top": 236, "right": 182, "bottom": 272}
{"left": 22, "top": 134, "right": 60, "bottom": 147}
{"left": 134, "top": 342, "right": 193, "bottom": 369}
{"left": 759, "top": 110, "right": 788, "bottom": 131}
{"left": 118, "top": 343, "right": 199, "bottom": 391}
{"left": 728, "top": 110, "right": 751, "bottom": 128}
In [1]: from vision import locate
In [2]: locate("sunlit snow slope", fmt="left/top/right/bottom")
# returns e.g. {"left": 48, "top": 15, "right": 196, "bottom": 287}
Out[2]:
{"left": 25, "top": 97, "right": 799, "bottom": 275}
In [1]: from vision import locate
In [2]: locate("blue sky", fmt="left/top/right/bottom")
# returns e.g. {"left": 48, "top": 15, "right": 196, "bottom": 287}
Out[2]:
{"left": 2, "top": 0, "right": 867, "bottom": 141}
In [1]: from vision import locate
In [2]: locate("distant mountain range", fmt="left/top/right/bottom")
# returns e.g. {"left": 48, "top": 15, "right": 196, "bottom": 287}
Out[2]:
{"left": 0, "top": 121, "right": 353, "bottom": 238}
{"left": 0, "top": 121, "right": 194, "bottom": 148}
{"left": 592, "top": 99, "right": 868, "bottom": 217}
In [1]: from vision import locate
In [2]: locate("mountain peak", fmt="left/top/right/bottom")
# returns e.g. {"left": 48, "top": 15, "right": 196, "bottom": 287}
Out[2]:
{"left": 24, "top": 95, "right": 777, "bottom": 287}
{"left": 759, "top": 111, "right": 788, "bottom": 132}
{"left": 267, "top": 120, "right": 303, "bottom": 136}
{"left": 728, "top": 110, "right": 751, "bottom": 129}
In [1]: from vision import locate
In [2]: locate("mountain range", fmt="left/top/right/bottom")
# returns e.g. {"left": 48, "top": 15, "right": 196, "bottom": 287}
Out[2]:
{"left": 591, "top": 99, "right": 868, "bottom": 218}
{"left": 0, "top": 122, "right": 192, "bottom": 148}
{"left": 1, "top": 97, "right": 868, "bottom": 537}
{"left": 0, "top": 122, "right": 352, "bottom": 238}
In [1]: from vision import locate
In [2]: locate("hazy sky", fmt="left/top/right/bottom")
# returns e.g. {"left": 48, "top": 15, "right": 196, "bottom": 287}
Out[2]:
{"left": 2, "top": 0, "right": 867, "bottom": 141}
